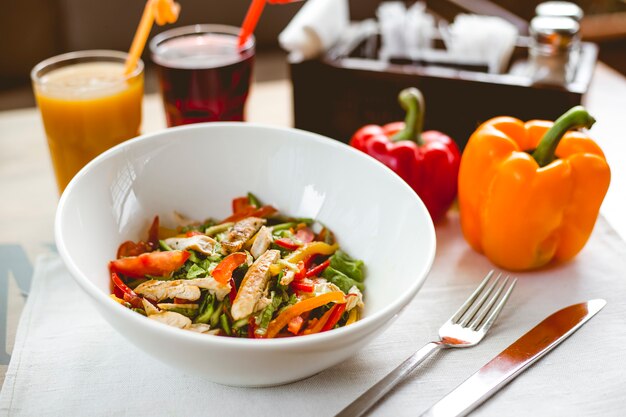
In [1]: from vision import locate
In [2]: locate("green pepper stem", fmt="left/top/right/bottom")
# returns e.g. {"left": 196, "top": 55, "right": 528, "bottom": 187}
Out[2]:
{"left": 391, "top": 87, "right": 425, "bottom": 145}
{"left": 532, "top": 106, "right": 596, "bottom": 167}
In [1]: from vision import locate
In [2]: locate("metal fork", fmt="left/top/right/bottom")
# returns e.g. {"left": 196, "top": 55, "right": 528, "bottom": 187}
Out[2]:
{"left": 336, "top": 271, "right": 517, "bottom": 417}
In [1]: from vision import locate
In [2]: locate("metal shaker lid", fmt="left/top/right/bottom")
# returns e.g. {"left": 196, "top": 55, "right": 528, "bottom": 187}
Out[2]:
{"left": 535, "top": 1, "right": 584, "bottom": 21}
{"left": 530, "top": 16, "right": 579, "bottom": 53}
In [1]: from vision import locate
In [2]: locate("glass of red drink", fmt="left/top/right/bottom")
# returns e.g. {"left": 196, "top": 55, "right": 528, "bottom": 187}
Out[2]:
{"left": 150, "top": 24, "right": 255, "bottom": 127}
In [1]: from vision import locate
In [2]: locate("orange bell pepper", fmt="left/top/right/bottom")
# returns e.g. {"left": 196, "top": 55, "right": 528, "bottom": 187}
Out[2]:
{"left": 265, "top": 291, "right": 345, "bottom": 338}
{"left": 458, "top": 106, "right": 610, "bottom": 271}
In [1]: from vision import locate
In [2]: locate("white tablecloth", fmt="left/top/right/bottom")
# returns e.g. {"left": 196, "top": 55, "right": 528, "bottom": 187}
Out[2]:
{"left": 1, "top": 215, "right": 625, "bottom": 417}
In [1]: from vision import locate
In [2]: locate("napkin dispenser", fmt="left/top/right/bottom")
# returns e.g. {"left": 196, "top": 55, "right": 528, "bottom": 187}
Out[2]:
{"left": 289, "top": 9, "right": 597, "bottom": 148}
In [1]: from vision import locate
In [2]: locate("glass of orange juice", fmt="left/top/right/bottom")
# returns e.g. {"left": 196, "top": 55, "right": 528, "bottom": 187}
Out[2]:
{"left": 31, "top": 50, "right": 144, "bottom": 193}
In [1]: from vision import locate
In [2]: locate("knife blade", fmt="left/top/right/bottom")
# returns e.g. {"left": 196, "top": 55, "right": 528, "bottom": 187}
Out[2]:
{"left": 420, "top": 299, "right": 606, "bottom": 417}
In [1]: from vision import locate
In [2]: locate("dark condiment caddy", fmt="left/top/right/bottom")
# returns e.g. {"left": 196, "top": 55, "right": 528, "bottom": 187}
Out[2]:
{"left": 289, "top": 2, "right": 597, "bottom": 149}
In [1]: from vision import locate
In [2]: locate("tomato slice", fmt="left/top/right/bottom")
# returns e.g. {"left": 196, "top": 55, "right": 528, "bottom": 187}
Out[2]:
{"left": 116, "top": 215, "right": 161, "bottom": 258}
{"left": 109, "top": 250, "right": 190, "bottom": 278}
{"left": 212, "top": 252, "right": 248, "bottom": 284}
{"left": 116, "top": 240, "right": 153, "bottom": 258}
{"left": 295, "top": 227, "right": 315, "bottom": 243}
{"left": 287, "top": 315, "right": 304, "bottom": 335}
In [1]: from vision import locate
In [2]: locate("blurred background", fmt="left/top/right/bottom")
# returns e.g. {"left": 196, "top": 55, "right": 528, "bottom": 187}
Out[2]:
{"left": 1, "top": 0, "right": 625, "bottom": 111}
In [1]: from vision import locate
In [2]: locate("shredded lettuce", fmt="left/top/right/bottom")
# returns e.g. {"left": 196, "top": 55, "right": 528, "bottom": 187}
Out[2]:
{"left": 257, "top": 291, "right": 283, "bottom": 333}
{"left": 322, "top": 266, "right": 364, "bottom": 293}
{"left": 187, "top": 251, "right": 201, "bottom": 264}
{"left": 329, "top": 250, "right": 364, "bottom": 282}
{"left": 186, "top": 264, "right": 206, "bottom": 279}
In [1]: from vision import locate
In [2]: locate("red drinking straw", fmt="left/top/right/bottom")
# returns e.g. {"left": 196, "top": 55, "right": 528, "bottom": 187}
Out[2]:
{"left": 238, "top": 0, "right": 267, "bottom": 48}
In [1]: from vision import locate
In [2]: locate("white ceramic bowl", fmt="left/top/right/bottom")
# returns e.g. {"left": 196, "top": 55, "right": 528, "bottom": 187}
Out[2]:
{"left": 55, "top": 123, "right": 436, "bottom": 386}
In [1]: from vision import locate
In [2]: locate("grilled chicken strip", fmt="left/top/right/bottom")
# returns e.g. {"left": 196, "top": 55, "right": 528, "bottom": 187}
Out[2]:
{"left": 134, "top": 280, "right": 202, "bottom": 302}
{"left": 220, "top": 217, "right": 265, "bottom": 254}
{"left": 163, "top": 235, "right": 218, "bottom": 255}
{"left": 231, "top": 249, "right": 280, "bottom": 320}
{"left": 185, "top": 277, "right": 231, "bottom": 301}
{"left": 141, "top": 299, "right": 193, "bottom": 329}
{"left": 250, "top": 226, "right": 273, "bottom": 259}
{"left": 149, "top": 311, "right": 192, "bottom": 329}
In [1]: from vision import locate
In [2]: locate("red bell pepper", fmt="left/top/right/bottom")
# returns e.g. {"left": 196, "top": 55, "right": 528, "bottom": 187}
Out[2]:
{"left": 212, "top": 252, "right": 248, "bottom": 284}
{"left": 350, "top": 88, "right": 460, "bottom": 221}
{"left": 305, "top": 259, "right": 330, "bottom": 277}
{"left": 229, "top": 277, "right": 238, "bottom": 304}
{"left": 321, "top": 303, "right": 347, "bottom": 332}
{"left": 291, "top": 279, "right": 314, "bottom": 293}
{"left": 111, "top": 272, "right": 144, "bottom": 309}
{"left": 274, "top": 238, "right": 301, "bottom": 251}
{"left": 109, "top": 250, "right": 190, "bottom": 278}
{"left": 222, "top": 205, "right": 277, "bottom": 224}
{"left": 232, "top": 196, "right": 252, "bottom": 214}
{"left": 295, "top": 227, "right": 314, "bottom": 243}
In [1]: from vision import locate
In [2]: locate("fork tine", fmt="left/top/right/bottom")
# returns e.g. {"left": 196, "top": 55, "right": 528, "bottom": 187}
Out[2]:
{"left": 458, "top": 273, "right": 502, "bottom": 326}
{"left": 450, "top": 270, "right": 494, "bottom": 323}
{"left": 468, "top": 276, "right": 510, "bottom": 330}
{"left": 477, "top": 278, "right": 517, "bottom": 332}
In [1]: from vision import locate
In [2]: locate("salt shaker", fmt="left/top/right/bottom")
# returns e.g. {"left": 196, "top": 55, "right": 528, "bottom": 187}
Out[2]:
{"left": 535, "top": 1, "right": 583, "bottom": 21}
{"left": 527, "top": 15, "right": 580, "bottom": 85}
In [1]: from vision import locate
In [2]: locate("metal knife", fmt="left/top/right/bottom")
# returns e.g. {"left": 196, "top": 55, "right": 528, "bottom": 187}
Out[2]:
{"left": 420, "top": 299, "right": 607, "bottom": 417}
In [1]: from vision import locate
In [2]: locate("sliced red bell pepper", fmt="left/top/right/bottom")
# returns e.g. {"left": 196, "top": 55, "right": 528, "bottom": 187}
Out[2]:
{"left": 229, "top": 277, "right": 237, "bottom": 304}
{"left": 111, "top": 272, "right": 143, "bottom": 309}
{"left": 185, "top": 230, "right": 204, "bottom": 237}
{"left": 212, "top": 252, "right": 248, "bottom": 284}
{"left": 147, "top": 215, "right": 160, "bottom": 248}
{"left": 109, "top": 250, "right": 190, "bottom": 278}
{"left": 321, "top": 303, "right": 347, "bottom": 332}
{"left": 295, "top": 227, "right": 315, "bottom": 243}
{"left": 248, "top": 316, "right": 257, "bottom": 338}
{"left": 232, "top": 196, "right": 252, "bottom": 214}
{"left": 305, "top": 259, "right": 330, "bottom": 277}
{"left": 274, "top": 238, "right": 301, "bottom": 251}
{"left": 295, "top": 261, "right": 306, "bottom": 280}
{"left": 290, "top": 279, "right": 314, "bottom": 293}
{"left": 222, "top": 205, "right": 277, "bottom": 224}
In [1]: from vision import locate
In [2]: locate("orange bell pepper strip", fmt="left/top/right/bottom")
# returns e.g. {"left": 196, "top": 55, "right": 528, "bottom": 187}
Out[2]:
{"left": 285, "top": 242, "right": 339, "bottom": 264}
{"left": 458, "top": 106, "right": 610, "bottom": 271}
{"left": 265, "top": 291, "right": 345, "bottom": 338}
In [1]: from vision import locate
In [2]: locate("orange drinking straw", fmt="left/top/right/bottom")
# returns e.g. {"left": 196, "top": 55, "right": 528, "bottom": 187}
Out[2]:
{"left": 238, "top": 0, "right": 267, "bottom": 48}
{"left": 124, "top": 0, "right": 181, "bottom": 75}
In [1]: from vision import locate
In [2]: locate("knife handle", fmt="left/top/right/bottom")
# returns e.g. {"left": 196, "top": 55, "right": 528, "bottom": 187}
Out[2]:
{"left": 336, "top": 342, "right": 442, "bottom": 417}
